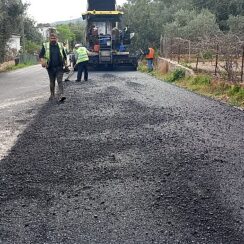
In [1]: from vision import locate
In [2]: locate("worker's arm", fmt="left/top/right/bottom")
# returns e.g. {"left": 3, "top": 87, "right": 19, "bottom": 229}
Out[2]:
{"left": 85, "top": 47, "right": 90, "bottom": 56}
{"left": 39, "top": 45, "right": 47, "bottom": 68}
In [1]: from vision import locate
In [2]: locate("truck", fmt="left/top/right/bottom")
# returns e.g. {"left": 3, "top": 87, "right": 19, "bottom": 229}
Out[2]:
{"left": 82, "top": 0, "right": 139, "bottom": 70}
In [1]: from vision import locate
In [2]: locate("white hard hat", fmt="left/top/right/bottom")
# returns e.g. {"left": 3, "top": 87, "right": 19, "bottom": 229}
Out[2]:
{"left": 75, "top": 43, "right": 81, "bottom": 48}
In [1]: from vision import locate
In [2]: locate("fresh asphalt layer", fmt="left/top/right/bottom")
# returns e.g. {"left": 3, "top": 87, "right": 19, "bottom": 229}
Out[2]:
{"left": 0, "top": 67, "right": 244, "bottom": 243}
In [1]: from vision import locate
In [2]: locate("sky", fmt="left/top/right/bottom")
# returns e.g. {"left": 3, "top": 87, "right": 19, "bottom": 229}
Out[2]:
{"left": 24, "top": 0, "right": 127, "bottom": 24}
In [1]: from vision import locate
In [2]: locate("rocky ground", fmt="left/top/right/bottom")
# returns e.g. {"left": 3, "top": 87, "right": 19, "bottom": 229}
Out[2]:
{"left": 0, "top": 68, "right": 244, "bottom": 243}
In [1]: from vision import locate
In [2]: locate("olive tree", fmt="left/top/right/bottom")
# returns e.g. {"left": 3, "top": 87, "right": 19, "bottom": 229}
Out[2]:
{"left": 164, "top": 9, "right": 220, "bottom": 41}
{"left": 227, "top": 15, "right": 244, "bottom": 39}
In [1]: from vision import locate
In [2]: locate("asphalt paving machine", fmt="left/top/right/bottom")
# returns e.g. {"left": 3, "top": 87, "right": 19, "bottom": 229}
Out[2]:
{"left": 82, "top": 0, "right": 139, "bottom": 70}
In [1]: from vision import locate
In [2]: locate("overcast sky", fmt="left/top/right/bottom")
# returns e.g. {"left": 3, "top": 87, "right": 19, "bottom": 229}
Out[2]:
{"left": 24, "top": 0, "right": 127, "bottom": 24}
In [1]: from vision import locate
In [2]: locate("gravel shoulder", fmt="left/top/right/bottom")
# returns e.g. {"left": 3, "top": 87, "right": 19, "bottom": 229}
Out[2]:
{"left": 0, "top": 70, "right": 244, "bottom": 243}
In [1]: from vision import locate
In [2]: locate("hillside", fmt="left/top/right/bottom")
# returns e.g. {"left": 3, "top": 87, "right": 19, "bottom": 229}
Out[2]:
{"left": 52, "top": 17, "right": 84, "bottom": 26}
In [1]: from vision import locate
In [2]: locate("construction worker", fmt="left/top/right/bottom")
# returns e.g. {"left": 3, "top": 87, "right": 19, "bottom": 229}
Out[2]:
{"left": 145, "top": 46, "right": 155, "bottom": 72}
{"left": 112, "top": 27, "right": 120, "bottom": 50}
{"left": 74, "top": 43, "right": 89, "bottom": 82}
{"left": 39, "top": 33, "right": 67, "bottom": 102}
{"left": 88, "top": 25, "right": 98, "bottom": 50}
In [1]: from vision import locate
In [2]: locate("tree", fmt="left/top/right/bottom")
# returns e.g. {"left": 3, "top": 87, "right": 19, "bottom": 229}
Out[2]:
{"left": 69, "top": 21, "right": 86, "bottom": 46}
{"left": 0, "top": 0, "right": 26, "bottom": 62}
{"left": 24, "top": 17, "right": 42, "bottom": 44}
{"left": 192, "top": 0, "right": 244, "bottom": 30}
{"left": 25, "top": 40, "right": 41, "bottom": 54}
{"left": 187, "top": 11, "right": 220, "bottom": 39}
{"left": 56, "top": 24, "right": 75, "bottom": 43}
{"left": 227, "top": 15, "right": 244, "bottom": 38}
{"left": 54, "top": 22, "right": 86, "bottom": 50}
{"left": 122, "top": 0, "right": 162, "bottom": 49}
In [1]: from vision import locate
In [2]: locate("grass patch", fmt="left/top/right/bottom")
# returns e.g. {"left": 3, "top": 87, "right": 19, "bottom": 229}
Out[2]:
{"left": 139, "top": 63, "right": 244, "bottom": 108}
{"left": 138, "top": 63, "right": 148, "bottom": 73}
{"left": 165, "top": 68, "right": 186, "bottom": 83}
{"left": 4, "top": 63, "right": 33, "bottom": 72}
{"left": 190, "top": 75, "right": 211, "bottom": 85}
{"left": 228, "top": 86, "right": 244, "bottom": 106}
{"left": 177, "top": 77, "right": 244, "bottom": 108}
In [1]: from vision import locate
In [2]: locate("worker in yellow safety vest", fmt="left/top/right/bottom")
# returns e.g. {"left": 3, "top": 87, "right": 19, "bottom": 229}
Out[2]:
{"left": 39, "top": 33, "right": 67, "bottom": 102}
{"left": 74, "top": 43, "right": 89, "bottom": 82}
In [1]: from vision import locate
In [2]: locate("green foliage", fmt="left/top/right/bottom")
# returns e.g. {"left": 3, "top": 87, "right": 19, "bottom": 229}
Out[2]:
{"left": 190, "top": 75, "right": 211, "bottom": 85}
{"left": 228, "top": 85, "right": 241, "bottom": 95}
{"left": 186, "top": 10, "right": 220, "bottom": 39}
{"left": 25, "top": 40, "right": 40, "bottom": 54}
{"left": 174, "top": 9, "right": 196, "bottom": 27}
{"left": 166, "top": 68, "right": 186, "bottom": 82}
{"left": 0, "top": 0, "right": 26, "bottom": 62}
{"left": 55, "top": 22, "right": 85, "bottom": 49}
{"left": 138, "top": 62, "right": 148, "bottom": 72}
{"left": 139, "top": 63, "right": 244, "bottom": 107}
{"left": 123, "top": 0, "right": 163, "bottom": 49}
{"left": 0, "top": 1, "right": 43, "bottom": 60}
{"left": 68, "top": 22, "right": 86, "bottom": 46}
{"left": 227, "top": 15, "right": 244, "bottom": 35}
{"left": 177, "top": 75, "right": 244, "bottom": 107}
{"left": 202, "top": 50, "right": 214, "bottom": 60}
{"left": 56, "top": 24, "right": 75, "bottom": 43}
{"left": 227, "top": 86, "right": 244, "bottom": 105}
{"left": 235, "top": 88, "right": 244, "bottom": 101}
{"left": 165, "top": 9, "right": 220, "bottom": 40}
{"left": 192, "top": 0, "right": 244, "bottom": 30}
{"left": 0, "top": 62, "right": 33, "bottom": 73}
{"left": 121, "top": 0, "right": 243, "bottom": 50}
{"left": 24, "top": 17, "right": 42, "bottom": 44}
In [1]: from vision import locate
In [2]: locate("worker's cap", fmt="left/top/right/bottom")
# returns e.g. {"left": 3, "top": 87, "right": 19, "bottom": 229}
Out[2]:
{"left": 75, "top": 43, "right": 82, "bottom": 48}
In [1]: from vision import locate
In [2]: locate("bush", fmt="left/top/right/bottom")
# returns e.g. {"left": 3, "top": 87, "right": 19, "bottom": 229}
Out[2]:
{"left": 236, "top": 88, "right": 244, "bottom": 101}
{"left": 228, "top": 86, "right": 244, "bottom": 100}
{"left": 167, "top": 68, "right": 186, "bottom": 82}
{"left": 202, "top": 50, "right": 214, "bottom": 60}
{"left": 191, "top": 75, "right": 211, "bottom": 85}
{"left": 138, "top": 62, "right": 148, "bottom": 72}
{"left": 228, "top": 85, "right": 241, "bottom": 95}
{"left": 210, "top": 81, "right": 231, "bottom": 95}
{"left": 25, "top": 40, "right": 41, "bottom": 55}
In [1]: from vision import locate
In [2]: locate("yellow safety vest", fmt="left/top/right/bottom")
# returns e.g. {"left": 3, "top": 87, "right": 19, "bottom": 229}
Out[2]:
{"left": 76, "top": 47, "right": 89, "bottom": 63}
{"left": 43, "top": 42, "right": 64, "bottom": 62}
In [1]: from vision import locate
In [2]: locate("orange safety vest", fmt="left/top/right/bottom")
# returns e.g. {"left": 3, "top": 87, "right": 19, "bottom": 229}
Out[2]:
{"left": 146, "top": 48, "right": 155, "bottom": 59}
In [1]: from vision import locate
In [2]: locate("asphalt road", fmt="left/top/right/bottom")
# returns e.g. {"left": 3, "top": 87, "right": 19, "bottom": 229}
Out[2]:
{"left": 0, "top": 66, "right": 244, "bottom": 243}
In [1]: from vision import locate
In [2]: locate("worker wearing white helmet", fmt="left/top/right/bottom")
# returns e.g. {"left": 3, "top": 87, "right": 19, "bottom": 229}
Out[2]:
{"left": 75, "top": 43, "right": 81, "bottom": 48}
{"left": 74, "top": 43, "right": 89, "bottom": 82}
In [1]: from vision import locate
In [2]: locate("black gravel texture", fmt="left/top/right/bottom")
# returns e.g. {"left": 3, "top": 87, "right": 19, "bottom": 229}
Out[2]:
{"left": 0, "top": 71, "right": 244, "bottom": 243}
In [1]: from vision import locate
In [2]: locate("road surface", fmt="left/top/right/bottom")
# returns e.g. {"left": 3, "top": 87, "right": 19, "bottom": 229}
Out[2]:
{"left": 0, "top": 66, "right": 244, "bottom": 243}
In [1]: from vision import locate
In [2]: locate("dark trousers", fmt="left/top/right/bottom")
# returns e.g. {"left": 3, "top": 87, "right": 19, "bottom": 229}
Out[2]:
{"left": 47, "top": 67, "right": 64, "bottom": 96}
{"left": 147, "top": 59, "right": 153, "bottom": 72}
{"left": 77, "top": 61, "right": 88, "bottom": 81}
